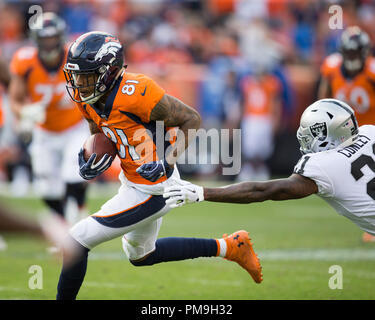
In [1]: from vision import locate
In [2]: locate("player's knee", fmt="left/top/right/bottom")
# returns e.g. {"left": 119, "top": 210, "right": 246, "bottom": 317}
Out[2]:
{"left": 122, "top": 236, "right": 154, "bottom": 266}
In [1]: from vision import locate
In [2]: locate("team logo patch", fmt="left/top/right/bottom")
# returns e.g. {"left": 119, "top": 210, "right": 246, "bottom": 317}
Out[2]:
{"left": 310, "top": 122, "right": 327, "bottom": 141}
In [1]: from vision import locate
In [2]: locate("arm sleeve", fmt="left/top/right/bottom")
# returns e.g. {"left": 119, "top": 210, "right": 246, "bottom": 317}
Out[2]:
{"left": 10, "top": 47, "right": 35, "bottom": 77}
{"left": 126, "top": 75, "right": 165, "bottom": 123}
{"left": 320, "top": 59, "right": 331, "bottom": 79}
{"left": 294, "top": 155, "right": 334, "bottom": 197}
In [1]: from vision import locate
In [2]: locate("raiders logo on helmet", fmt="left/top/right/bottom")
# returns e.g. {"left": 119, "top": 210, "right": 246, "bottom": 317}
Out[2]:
{"left": 310, "top": 122, "right": 328, "bottom": 141}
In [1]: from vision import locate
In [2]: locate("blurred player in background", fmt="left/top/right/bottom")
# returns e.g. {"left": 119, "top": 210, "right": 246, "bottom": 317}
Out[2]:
{"left": 8, "top": 13, "right": 89, "bottom": 225}
{"left": 318, "top": 26, "right": 375, "bottom": 242}
{"left": 0, "top": 55, "right": 11, "bottom": 250}
{"left": 0, "top": 202, "right": 80, "bottom": 266}
{"left": 165, "top": 99, "right": 375, "bottom": 242}
{"left": 56, "top": 31, "right": 262, "bottom": 300}
{"left": 237, "top": 67, "right": 282, "bottom": 181}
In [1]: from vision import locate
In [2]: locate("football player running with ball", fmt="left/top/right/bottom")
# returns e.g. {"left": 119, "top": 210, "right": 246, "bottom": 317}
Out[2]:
{"left": 9, "top": 13, "right": 90, "bottom": 224}
{"left": 57, "top": 31, "right": 262, "bottom": 300}
{"left": 164, "top": 99, "right": 375, "bottom": 241}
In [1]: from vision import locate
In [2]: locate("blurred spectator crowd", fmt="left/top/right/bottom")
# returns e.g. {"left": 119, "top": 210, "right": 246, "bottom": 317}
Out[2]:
{"left": 1, "top": 0, "right": 375, "bottom": 190}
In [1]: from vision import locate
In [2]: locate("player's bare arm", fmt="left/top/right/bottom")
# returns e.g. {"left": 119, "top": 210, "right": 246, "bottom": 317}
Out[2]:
{"left": 8, "top": 73, "right": 27, "bottom": 118}
{"left": 163, "top": 174, "right": 318, "bottom": 208}
{"left": 86, "top": 118, "right": 101, "bottom": 134}
{"left": 203, "top": 174, "right": 318, "bottom": 203}
{"left": 317, "top": 76, "right": 332, "bottom": 99}
{"left": 0, "top": 58, "right": 10, "bottom": 88}
{"left": 164, "top": 174, "right": 318, "bottom": 207}
{"left": 150, "top": 93, "right": 201, "bottom": 166}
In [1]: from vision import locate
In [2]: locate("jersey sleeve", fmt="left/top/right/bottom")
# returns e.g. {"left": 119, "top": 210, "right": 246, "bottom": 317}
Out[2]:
{"left": 366, "top": 57, "right": 375, "bottom": 82}
{"left": 125, "top": 74, "right": 165, "bottom": 123}
{"left": 293, "top": 154, "right": 334, "bottom": 197}
{"left": 10, "top": 47, "right": 36, "bottom": 77}
{"left": 320, "top": 53, "right": 342, "bottom": 79}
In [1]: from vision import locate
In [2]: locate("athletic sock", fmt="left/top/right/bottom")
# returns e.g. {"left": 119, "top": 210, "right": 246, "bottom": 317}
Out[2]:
{"left": 217, "top": 238, "right": 227, "bottom": 257}
{"left": 65, "top": 183, "right": 88, "bottom": 208}
{"left": 43, "top": 198, "right": 65, "bottom": 217}
{"left": 56, "top": 239, "right": 90, "bottom": 300}
{"left": 130, "top": 237, "right": 218, "bottom": 266}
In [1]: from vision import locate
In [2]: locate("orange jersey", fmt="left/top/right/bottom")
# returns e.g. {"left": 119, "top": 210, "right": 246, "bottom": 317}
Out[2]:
{"left": 321, "top": 53, "right": 375, "bottom": 126}
{"left": 76, "top": 71, "right": 175, "bottom": 185}
{"left": 241, "top": 74, "right": 280, "bottom": 117}
{"left": 10, "top": 46, "right": 83, "bottom": 132}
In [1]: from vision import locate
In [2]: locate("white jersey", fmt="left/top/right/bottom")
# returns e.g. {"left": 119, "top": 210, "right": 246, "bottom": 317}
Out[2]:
{"left": 294, "top": 125, "right": 375, "bottom": 236}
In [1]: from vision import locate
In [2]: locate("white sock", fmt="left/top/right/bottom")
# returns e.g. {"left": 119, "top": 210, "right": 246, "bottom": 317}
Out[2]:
{"left": 217, "top": 238, "right": 227, "bottom": 257}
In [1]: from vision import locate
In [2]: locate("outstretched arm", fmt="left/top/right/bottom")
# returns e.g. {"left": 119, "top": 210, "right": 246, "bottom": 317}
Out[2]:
{"left": 164, "top": 174, "right": 318, "bottom": 207}
{"left": 204, "top": 174, "right": 318, "bottom": 203}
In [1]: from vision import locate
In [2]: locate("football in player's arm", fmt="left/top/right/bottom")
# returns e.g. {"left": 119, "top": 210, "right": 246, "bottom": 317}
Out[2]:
{"left": 165, "top": 99, "right": 375, "bottom": 238}
{"left": 82, "top": 94, "right": 201, "bottom": 181}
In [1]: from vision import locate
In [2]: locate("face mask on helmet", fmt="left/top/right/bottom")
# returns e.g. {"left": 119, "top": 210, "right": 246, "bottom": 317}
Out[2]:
{"left": 64, "top": 65, "right": 113, "bottom": 104}
{"left": 342, "top": 49, "right": 365, "bottom": 72}
{"left": 340, "top": 27, "right": 370, "bottom": 74}
{"left": 32, "top": 13, "right": 66, "bottom": 66}
{"left": 37, "top": 35, "right": 64, "bottom": 64}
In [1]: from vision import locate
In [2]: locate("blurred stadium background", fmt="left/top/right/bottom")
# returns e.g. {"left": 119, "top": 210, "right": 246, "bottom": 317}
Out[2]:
{"left": 1, "top": 0, "right": 375, "bottom": 300}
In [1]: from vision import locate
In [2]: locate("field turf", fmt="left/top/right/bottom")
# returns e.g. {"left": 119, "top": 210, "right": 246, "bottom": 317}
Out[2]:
{"left": 1, "top": 185, "right": 375, "bottom": 300}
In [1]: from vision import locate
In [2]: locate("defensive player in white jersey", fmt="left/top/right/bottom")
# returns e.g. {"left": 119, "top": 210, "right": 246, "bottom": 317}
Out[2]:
{"left": 164, "top": 98, "right": 375, "bottom": 237}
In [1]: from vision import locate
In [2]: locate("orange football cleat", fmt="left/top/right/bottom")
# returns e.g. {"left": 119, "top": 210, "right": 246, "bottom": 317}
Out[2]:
{"left": 222, "top": 230, "right": 263, "bottom": 283}
{"left": 362, "top": 232, "right": 375, "bottom": 243}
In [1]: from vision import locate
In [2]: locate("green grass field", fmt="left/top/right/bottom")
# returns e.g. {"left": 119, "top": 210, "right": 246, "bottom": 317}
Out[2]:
{"left": 1, "top": 186, "right": 375, "bottom": 300}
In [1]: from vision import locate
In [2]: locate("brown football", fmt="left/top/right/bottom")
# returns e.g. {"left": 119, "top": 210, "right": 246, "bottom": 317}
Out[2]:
{"left": 83, "top": 133, "right": 117, "bottom": 163}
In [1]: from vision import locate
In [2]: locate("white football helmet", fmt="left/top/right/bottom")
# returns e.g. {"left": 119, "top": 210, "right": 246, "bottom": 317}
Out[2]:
{"left": 297, "top": 99, "right": 359, "bottom": 154}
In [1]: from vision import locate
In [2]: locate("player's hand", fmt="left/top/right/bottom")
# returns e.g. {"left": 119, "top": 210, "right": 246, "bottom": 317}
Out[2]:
{"left": 163, "top": 181, "right": 204, "bottom": 208}
{"left": 18, "top": 102, "right": 47, "bottom": 133}
{"left": 78, "top": 148, "right": 113, "bottom": 180}
{"left": 20, "top": 102, "right": 47, "bottom": 123}
{"left": 136, "top": 159, "right": 173, "bottom": 182}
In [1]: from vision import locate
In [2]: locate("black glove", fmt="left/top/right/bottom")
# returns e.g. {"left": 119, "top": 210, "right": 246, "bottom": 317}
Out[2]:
{"left": 136, "top": 159, "right": 173, "bottom": 182}
{"left": 78, "top": 148, "right": 113, "bottom": 180}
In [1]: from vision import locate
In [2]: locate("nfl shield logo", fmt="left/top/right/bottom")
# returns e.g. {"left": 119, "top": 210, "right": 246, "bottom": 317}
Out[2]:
{"left": 310, "top": 122, "right": 327, "bottom": 141}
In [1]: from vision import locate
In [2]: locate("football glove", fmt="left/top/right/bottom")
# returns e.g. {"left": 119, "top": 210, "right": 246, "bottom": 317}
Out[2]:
{"left": 163, "top": 181, "right": 204, "bottom": 208}
{"left": 78, "top": 148, "right": 113, "bottom": 180}
{"left": 18, "top": 102, "right": 47, "bottom": 133}
{"left": 136, "top": 159, "right": 173, "bottom": 182}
